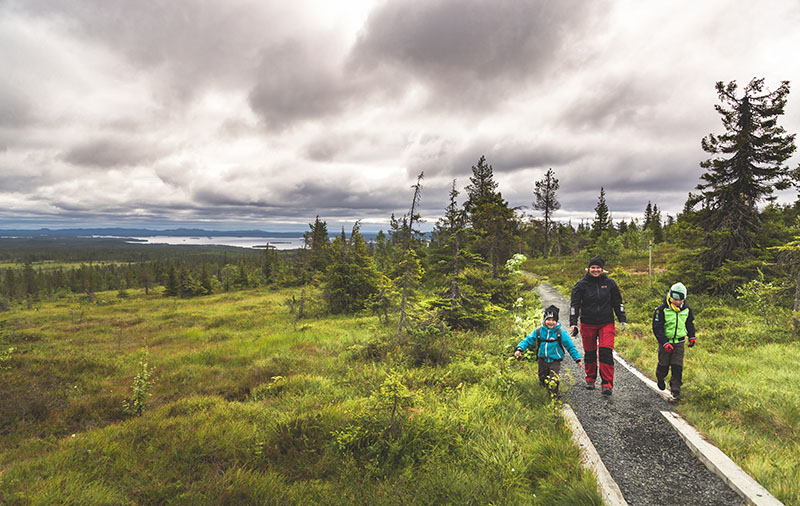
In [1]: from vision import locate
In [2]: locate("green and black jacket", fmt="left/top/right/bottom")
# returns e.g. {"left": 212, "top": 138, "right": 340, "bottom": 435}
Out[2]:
{"left": 652, "top": 296, "right": 695, "bottom": 347}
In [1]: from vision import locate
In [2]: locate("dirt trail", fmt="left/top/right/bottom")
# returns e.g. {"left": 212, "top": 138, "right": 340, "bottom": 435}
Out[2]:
{"left": 536, "top": 281, "right": 744, "bottom": 506}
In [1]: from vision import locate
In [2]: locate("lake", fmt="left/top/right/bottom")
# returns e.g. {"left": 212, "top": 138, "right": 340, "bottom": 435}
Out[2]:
{"left": 122, "top": 236, "right": 305, "bottom": 250}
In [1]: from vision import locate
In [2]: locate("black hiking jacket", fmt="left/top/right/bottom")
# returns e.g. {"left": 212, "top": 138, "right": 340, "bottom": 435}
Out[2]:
{"left": 569, "top": 273, "right": 626, "bottom": 326}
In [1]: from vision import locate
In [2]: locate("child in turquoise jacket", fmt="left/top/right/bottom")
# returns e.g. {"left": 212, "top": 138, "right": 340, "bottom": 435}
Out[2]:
{"left": 514, "top": 305, "right": 582, "bottom": 393}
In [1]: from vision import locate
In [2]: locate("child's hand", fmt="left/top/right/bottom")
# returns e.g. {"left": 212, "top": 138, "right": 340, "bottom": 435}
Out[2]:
{"left": 575, "top": 359, "right": 582, "bottom": 366}
{"left": 514, "top": 350, "right": 522, "bottom": 358}
{"left": 688, "top": 338, "right": 696, "bottom": 347}
{"left": 664, "top": 343, "right": 674, "bottom": 352}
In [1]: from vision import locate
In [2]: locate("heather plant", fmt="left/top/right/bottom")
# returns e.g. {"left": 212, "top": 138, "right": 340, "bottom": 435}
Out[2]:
{"left": 123, "top": 348, "right": 154, "bottom": 416}
{"left": 0, "top": 346, "right": 14, "bottom": 369}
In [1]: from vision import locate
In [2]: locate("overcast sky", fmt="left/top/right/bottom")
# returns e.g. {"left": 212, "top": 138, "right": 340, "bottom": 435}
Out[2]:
{"left": 2, "top": 0, "right": 799, "bottom": 232}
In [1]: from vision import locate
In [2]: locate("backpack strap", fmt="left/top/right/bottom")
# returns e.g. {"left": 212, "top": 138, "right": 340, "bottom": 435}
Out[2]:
{"left": 537, "top": 327, "right": 566, "bottom": 353}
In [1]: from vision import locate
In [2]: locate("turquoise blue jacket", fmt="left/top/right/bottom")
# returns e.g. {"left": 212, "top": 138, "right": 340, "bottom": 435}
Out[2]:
{"left": 516, "top": 322, "right": 582, "bottom": 363}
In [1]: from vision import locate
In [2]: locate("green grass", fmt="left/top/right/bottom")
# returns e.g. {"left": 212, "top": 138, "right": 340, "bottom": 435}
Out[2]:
{"left": 525, "top": 246, "right": 800, "bottom": 505}
{"left": 0, "top": 287, "right": 601, "bottom": 505}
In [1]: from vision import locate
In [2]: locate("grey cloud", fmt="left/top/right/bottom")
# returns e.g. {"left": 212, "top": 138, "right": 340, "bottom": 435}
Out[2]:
{"left": 456, "top": 143, "right": 584, "bottom": 175}
{"left": 61, "top": 138, "right": 166, "bottom": 168}
{"left": 350, "top": 0, "right": 604, "bottom": 108}
{"left": 406, "top": 138, "right": 586, "bottom": 180}
{"left": 304, "top": 133, "right": 355, "bottom": 162}
{"left": 4, "top": 0, "right": 290, "bottom": 96}
{"left": 0, "top": 94, "right": 33, "bottom": 128}
{"left": 192, "top": 178, "right": 409, "bottom": 217}
{"left": 248, "top": 38, "right": 371, "bottom": 131}
{"left": 562, "top": 79, "right": 658, "bottom": 131}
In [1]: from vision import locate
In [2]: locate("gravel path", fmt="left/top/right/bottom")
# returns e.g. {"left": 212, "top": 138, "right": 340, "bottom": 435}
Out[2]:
{"left": 536, "top": 281, "right": 744, "bottom": 506}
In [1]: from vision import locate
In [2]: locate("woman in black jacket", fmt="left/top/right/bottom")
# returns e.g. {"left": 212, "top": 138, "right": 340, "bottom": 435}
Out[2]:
{"left": 569, "top": 256, "right": 626, "bottom": 395}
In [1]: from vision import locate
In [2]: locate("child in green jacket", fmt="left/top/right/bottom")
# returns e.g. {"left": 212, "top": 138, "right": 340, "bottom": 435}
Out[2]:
{"left": 652, "top": 282, "right": 696, "bottom": 400}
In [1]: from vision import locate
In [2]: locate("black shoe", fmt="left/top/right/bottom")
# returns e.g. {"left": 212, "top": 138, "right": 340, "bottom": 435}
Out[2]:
{"left": 657, "top": 378, "right": 666, "bottom": 391}
{"left": 585, "top": 381, "right": 595, "bottom": 390}
{"left": 602, "top": 386, "right": 612, "bottom": 396}
{"left": 671, "top": 391, "right": 681, "bottom": 400}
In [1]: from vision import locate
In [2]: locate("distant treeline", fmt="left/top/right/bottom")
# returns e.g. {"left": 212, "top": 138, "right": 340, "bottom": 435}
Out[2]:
{"left": 0, "top": 237, "right": 273, "bottom": 303}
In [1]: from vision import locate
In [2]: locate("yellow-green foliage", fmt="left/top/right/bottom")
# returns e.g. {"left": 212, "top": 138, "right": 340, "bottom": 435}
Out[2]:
{"left": 0, "top": 286, "right": 601, "bottom": 505}
{"left": 527, "top": 244, "right": 800, "bottom": 505}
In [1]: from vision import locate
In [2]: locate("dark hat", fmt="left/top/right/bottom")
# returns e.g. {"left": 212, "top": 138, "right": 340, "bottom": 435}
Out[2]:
{"left": 588, "top": 256, "right": 605, "bottom": 268}
{"left": 544, "top": 305, "right": 560, "bottom": 321}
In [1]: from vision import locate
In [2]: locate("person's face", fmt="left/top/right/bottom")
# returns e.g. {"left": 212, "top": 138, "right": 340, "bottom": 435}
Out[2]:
{"left": 545, "top": 318, "right": 557, "bottom": 329}
{"left": 669, "top": 296, "right": 684, "bottom": 307}
{"left": 588, "top": 265, "right": 603, "bottom": 277}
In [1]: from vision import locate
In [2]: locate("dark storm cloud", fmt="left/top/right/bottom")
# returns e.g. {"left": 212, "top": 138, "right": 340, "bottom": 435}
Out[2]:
{"left": 62, "top": 137, "right": 167, "bottom": 169}
{"left": 551, "top": 151, "right": 703, "bottom": 217}
{"left": 4, "top": 0, "right": 288, "bottom": 95}
{"left": 193, "top": 179, "right": 408, "bottom": 213}
{"left": 287, "top": 181, "right": 408, "bottom": 210}
{"left": 404, "top": 136, "right": 586, "bottom": 182}
{"left": 248, "top": 39, "right": 358, "bottom": 130}
{"left": 349, "top": 0, "right": 603, "bottom": 107}
{"left": 454, "top": 142, "right": 585, "bottom": 175}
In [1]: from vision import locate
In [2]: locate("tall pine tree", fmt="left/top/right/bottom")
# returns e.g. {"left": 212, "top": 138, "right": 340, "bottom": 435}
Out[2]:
{"left": 533, "top": 168, "right": 560, "bottom": 258}
{"left": 304, "top": 215, "right": 331, "bottom": 275}
{"left": 464, "top": 156, "right": 518, "bottom": 275}
{"left": 323, "top": 223, "right": 379, "bottom": 314}
{"left": 694, "top": 78, "right": 797, "bottom": 269}
{"left": 591, "top": 187, "right": 612, "bottom": 241}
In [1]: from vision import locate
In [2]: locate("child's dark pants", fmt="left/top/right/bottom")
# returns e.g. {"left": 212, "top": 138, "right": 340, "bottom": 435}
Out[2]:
{"left": 656, "top": 341, "right": 685, "bottom": 394}
{"left": 538, "top": 358, "right": 562, "bottom": 393}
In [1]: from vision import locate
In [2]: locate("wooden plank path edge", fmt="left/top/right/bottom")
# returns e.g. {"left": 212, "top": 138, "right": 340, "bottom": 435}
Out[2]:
{"left": 562, "top": 404, "right": 629, "bottom": 506}
{"left": 612, "top": 351, "right": 784, "bottom": 506}
{"left": 660, "top": 411, "right": 783, "bottom": 506}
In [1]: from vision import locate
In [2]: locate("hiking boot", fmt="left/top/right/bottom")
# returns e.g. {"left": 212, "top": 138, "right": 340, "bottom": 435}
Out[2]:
{"left": 657, "top": 378, "right": 666, "bottom": 391}
{"left": 585, "top": 381, "right": 595, "bottom": 390}
{"left": 671, "top": 390, "right": 681, "bottom": 400}
{"left": 601, "top": 386, "right": 612, "bottom": 396}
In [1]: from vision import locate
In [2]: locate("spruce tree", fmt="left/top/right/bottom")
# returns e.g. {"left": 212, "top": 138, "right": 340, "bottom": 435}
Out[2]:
{"left": 643, "top": 201, "right": 653, "bottom": 230}
{"left": 4, "top": 268, "right": 16, "bottom": 302}
{"left": 533, "top": 168, "right": 560, "bottom": 258}
{"left": 464, "top": 155, "right": 518, "bottom": 274}
{"left": 651, "top": 204, "right": 664, "bottom": 243}
{"left": 164, "top": 265, "right": 179, "bottom": 297}
{"left": 304, "top": 215, "right": 331, "bottom": 274}
{"left": 429, "top": 181, "right": 494, "bottom": 330}
{"left": 372, "top": 230, "right": 392, "bottom": 273}
{"left": 694, "top": 78, "right": 797, "bottom": 268}
{"left": 591, "top": 187, "right": 612, "bottom": 240}
{"left": 397, "top": 173, "right": 425, "bottom": 339}
{"left": 323, "top": 223, "right": 379, "bottom": 314}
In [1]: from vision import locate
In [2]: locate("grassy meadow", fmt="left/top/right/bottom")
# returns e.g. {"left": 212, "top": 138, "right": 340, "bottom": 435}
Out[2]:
{"left": 0, "top": 285, "right": 602, "bottom": 505}
{"left": 525, "top": 245, "right": 800, "bottom": 506}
